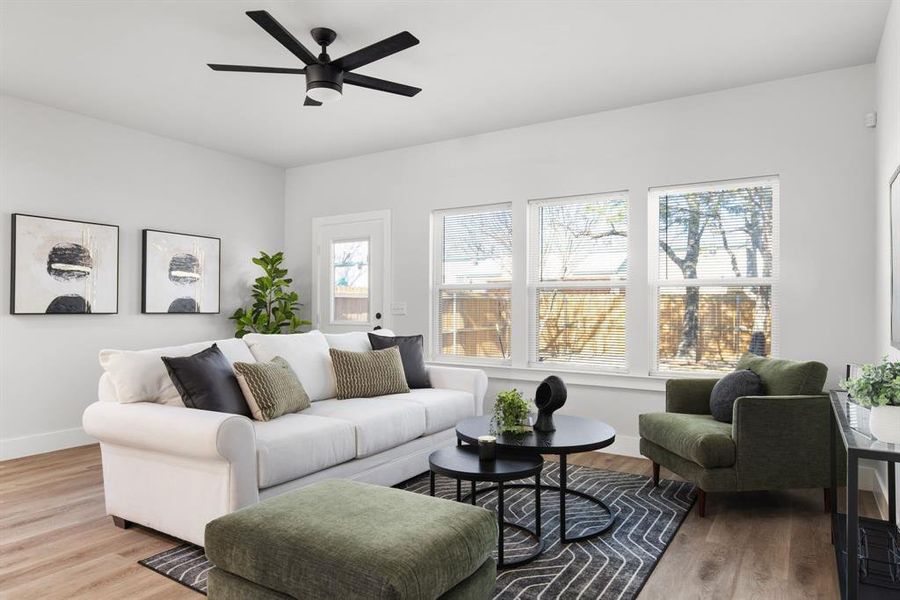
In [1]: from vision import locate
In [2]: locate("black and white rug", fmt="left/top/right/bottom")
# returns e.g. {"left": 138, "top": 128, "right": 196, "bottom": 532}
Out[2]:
{"left": 139, "top": 464, "right": 695, "bottom": 599}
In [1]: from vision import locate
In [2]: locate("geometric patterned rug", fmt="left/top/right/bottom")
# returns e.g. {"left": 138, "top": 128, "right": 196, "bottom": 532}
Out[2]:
{"left": 139, "top": 464, "right": 696, "bottom": 599}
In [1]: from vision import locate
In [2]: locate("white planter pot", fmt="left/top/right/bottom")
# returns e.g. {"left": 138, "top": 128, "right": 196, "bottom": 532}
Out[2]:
{"left": 868, "top": 405, "right": 900, "bottom": 445}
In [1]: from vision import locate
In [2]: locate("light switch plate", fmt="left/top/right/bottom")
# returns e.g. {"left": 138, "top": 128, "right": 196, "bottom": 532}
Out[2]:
{"left": 390, "top": 301, "right": 407, "bottom": 316}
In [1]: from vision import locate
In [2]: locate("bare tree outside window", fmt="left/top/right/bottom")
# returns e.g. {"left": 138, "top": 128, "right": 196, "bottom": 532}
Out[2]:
{"left": 656, "top": 180, "right": 776, "bottom": 372}
{"left": 533, "top": 195, "right": 628, "bottom": 368}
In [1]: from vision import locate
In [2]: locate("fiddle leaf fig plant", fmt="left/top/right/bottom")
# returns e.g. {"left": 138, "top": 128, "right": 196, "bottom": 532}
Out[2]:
{"left": 231, "top": 251, "right": 311, "bottom": 338}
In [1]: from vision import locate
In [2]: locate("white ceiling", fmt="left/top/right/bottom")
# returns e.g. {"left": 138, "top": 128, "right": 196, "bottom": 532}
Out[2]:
{"left": 0, "top": 1, "right": 891, "bottom": 168}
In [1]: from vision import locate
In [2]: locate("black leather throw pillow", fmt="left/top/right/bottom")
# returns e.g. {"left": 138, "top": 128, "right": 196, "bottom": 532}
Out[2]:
{"left": 161, "top": 344, "right": 251, "bottom": 416}
{"left": 368, "top": 333, "right": 431, "bottom": 389}
{"left": 709, "top": 369, "right": 763, "bottom": 423}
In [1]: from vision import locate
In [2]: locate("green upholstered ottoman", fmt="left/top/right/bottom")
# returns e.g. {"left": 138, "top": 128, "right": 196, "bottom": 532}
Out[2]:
{"left": 204, "top": 479, "right": 498, "bottom": 600}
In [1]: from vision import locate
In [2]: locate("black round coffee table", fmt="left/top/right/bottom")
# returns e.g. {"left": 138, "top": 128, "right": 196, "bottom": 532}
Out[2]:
{"left": 456, "top": 414, "right": 616, "bottom": 543}
{"left": 428, "top": 446, "right": 545, "bottom": 569}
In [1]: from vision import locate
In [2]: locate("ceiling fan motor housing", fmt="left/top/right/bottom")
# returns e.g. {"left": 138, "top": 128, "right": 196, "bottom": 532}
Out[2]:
{"left": 306, "top": 63, "right": 343, "bottom": 96}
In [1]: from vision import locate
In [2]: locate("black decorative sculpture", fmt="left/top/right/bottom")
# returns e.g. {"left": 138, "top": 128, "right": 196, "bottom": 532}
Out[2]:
{"left": 534, "top": 375, "right": 567, "bottom": 432}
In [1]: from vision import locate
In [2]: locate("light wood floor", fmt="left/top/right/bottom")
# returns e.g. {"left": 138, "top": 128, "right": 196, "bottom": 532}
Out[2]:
{"left": 0, "top": 445, "right": 878, "bottom": 599}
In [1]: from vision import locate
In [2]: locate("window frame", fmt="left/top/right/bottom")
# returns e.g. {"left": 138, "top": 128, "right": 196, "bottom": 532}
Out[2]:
{"left": 648, "top": 175, "right": 780, "bottom": 376}
{"left": 527, "top": 191, "right": 630, "bottom": 373}
{"left": 431, "top": 203, "right": 514, "bottom": 366}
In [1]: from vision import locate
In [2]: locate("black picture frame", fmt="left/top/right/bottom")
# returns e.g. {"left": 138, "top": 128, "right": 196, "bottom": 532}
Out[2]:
{"left": 10, "top": 213, "right": 120, "bottom": 315}
{"left": 141, "top": 228, "right": 221, "bottom": 314}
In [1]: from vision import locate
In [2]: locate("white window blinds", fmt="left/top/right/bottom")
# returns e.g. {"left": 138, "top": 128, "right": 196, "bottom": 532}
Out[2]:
{"left": 529, "top": 193, "right": 628, "bottom": 369}
{"left": 652, "top": 177, "right": 778, "bottom": 373}
{"left": 433, "top": 205, "right": 512, "bottom": 361}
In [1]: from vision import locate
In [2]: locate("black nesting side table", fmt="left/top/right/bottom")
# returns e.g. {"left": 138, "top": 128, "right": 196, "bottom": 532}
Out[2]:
{"left": 428, "top": 445, "right": 545, "bottom": 569}
{"left": 456, "top": 414, "right": 617, "bottom": 543}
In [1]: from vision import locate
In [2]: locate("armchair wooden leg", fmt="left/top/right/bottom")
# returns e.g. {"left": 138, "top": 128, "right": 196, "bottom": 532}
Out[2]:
{"left": 652, "top": 462, "right": 660, "bottom": 487}
{"left": 112, "top": 516, "right": 131, "bottom": 530}
{"left": 697, "top": 489, "right": 706, "bottom": 518}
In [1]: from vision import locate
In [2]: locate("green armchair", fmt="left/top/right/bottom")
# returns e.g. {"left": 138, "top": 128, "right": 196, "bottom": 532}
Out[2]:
{"left": 639, "top": 353, "right": 830, "bottom": 517}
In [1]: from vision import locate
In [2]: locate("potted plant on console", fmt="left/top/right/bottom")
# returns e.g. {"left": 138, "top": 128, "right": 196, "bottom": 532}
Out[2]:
{"left": 842, "top": 356, "right": 900, "bottom": 444}
{"left": 231, "top": 251, "right": 311, "bottom": 338}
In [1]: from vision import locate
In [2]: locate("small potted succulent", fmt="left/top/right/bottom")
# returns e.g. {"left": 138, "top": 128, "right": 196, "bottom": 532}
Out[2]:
{"left": 842, "top": 357, "right": 900, "bottom": 444}
{"left": 493, "top": 388, "right": 534, "bottom": 434}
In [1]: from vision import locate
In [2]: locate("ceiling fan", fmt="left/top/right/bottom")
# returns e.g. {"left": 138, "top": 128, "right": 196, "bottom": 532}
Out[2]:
{"left": 208, "top": 10, "right": 421, "bottom": 106}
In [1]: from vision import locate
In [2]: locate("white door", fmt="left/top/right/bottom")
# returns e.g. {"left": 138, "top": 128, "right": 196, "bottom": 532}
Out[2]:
{"left": 312, "top": 210, "right": 390, "bottom": 334}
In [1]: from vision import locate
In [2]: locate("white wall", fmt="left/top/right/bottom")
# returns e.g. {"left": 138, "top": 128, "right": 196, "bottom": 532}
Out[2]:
{"left": 285, "top": 65, "right": 877, "bottom": 455}
{"left": 0, "top": 95, "right": 285, "bottom": 459}
{"left": 874, "top": 0, "right": 900, "bottom": 522}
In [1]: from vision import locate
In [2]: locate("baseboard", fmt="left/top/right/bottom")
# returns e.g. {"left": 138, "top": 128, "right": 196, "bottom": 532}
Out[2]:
{"left": 0, "top": 427, "right": 94, "bottom": 460}
{"left": 599, "top": 434, "right": 641, "bottom": 458}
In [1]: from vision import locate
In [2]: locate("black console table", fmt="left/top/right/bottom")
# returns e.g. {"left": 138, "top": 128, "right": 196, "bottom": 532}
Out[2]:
{"left": 830, "top": 390, "right": 899, "bottom": 600}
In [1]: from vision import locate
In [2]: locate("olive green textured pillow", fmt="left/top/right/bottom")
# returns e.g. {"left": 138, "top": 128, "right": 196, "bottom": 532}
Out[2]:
{"left": 233, "top": 357, "right": 310, "bottom": 421}
{"left": 329, "top": 346, "right": 410, "bottom": 400}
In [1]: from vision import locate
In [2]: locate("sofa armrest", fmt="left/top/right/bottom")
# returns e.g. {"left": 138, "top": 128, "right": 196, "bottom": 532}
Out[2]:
{"left": 732, "top": 395, "right": 831, "bottom": 490}
{"left": 665, "top": 378, "right": 718, "bottom": 414}
{"left": 82, "top": 400, "right": 255, "bottom": 462}
{"left": 426, "top": 365, "right": 489, "bottom": 416}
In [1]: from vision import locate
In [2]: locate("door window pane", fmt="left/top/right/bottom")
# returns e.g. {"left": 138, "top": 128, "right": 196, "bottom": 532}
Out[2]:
{"left": 333, "top": 240, "right": 369, "bottom": 322}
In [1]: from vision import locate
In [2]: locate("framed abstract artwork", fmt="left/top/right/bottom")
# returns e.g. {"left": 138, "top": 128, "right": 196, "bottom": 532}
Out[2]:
{"left": 10, "top": 214, "right": 119, "bottom": 314}
{"left": 891, "top": 163, "right": 900, "bottom": 349}
{"left": 142, "top": 229, "right": 220, "bottom": 314}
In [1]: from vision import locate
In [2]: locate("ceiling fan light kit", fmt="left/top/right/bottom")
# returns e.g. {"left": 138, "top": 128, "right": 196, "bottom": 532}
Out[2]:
{"left": 207, "top": 10, "right": 421, "bottom": 107}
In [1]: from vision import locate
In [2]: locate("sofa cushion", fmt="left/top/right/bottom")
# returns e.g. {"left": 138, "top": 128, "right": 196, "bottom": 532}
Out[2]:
{"left": 400, "top": 388, "right": 475, "bottom": 434}
{"left": 330, "top": 347, "right": 410, "bottom": 399}
{"left": 368, "top": 333, "right": 431, "bottom": 389}
{"left": 99, "top": 338, "right": 255, "bottom": 406}
{"left": 709, "top": 369, "right": 763, "bottom": 423}
{"left": 302, "top": 397, "right": 426, "bottom": 457}
{"left": 735, "top": 352, "right": 828, "bottom": 396}
{"left": 234, "top": 357, "right": 310, "bottom": 421}
{"left": 324, "top": 329, "right": 395, "bottom": 352}
{"left": 243, "top": 331, "right": 335, "bottom": 401}
{"left": 161, "top": 344, "right": 251, "bottom": 417}
{"left": 253, "top": 414, "right": 356, "bottom": 488}
{"left": 639, "top": 412, "right": 735, "bottom": 468}
{"left": 205, "top": 479, "right": 497, "bottom": 600}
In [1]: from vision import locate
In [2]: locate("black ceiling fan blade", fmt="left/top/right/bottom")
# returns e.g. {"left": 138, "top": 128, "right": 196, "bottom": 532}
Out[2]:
{"left": 246, "top": 10, "right": 318, "bottom": 66}
{"left": 304, "top": 97, "right": 322, "bottom": 106}
{"left": 343, "top": 72, "right": 421, "bottom": 97}
{"left": 332, "top": 31, "right": 419, "bottom": 71}
{"left": 208, "top": 64, "right": 306, "bottom": 74}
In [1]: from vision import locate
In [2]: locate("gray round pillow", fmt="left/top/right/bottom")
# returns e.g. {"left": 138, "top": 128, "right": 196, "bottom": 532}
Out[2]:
{"left": 709, "top": 369, "right": 763, "bottom": 423}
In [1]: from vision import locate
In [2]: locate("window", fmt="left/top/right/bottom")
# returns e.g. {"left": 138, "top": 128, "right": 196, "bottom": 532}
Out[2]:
{"left": 332, "top": 239, "right": 369, "bottom": 322}
{"left": 433, "top": 205, "right": 512, "bottom": 361}
{"left": 529, "top": 193, "right": 628, "bottom": 369}
{"left": 652, "top": 177, "right": 778, "bottom": 373}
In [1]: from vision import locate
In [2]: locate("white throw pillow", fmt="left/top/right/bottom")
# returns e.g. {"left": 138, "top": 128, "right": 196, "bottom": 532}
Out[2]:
{"left": 243, "top": 330, "right": 336, "bottom": 401}
{"left": 99, "top": 338, "right": 255, "bottom": 406}
{"left": 324, "top": 329, "right": 395, "bottom": 352}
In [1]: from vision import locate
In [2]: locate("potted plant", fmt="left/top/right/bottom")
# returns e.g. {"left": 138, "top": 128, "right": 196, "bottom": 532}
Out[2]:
{"left": 493, "top": 388, "right": 533, "bottom": 434}
{"left": 842, "top": 357, "right": 900, "bottom": 444}
{"left": 231, "top": 251, "right": 312, "bottom": 338}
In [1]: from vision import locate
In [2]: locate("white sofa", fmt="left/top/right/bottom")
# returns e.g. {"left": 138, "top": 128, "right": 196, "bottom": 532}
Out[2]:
{"left": 82, "top": 330, "right": 487, "bottom": 546}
